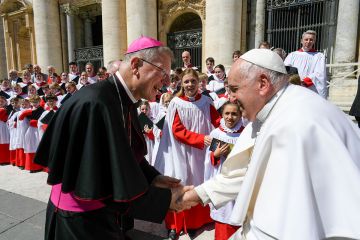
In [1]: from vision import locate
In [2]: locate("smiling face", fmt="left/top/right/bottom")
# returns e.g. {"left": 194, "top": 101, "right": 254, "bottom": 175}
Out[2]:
{"left": 227, "top": 59, "right": 267, "bottom": 121}
{"left": 222, "top": 104, "right": 241, "bottom": 129}
{"left": 301, "top": 33, "right": 316, "bottom": 51}
{"left": 134, "top": 53, "right": 171, "bottom": 101}
{"left": 214, "top": 67, "right": 225, "bottom": 80}
{"left": 182, "top": 73, "right": 199, "bottom": 98}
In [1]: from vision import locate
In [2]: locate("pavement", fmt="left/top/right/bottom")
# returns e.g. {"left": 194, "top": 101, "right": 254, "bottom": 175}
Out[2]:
{"left": 0, "top": 165, "right": 214, "bottom": 240}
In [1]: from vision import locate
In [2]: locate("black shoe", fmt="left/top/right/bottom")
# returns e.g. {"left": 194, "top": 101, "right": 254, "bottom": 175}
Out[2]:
{"left": 30, "top": 169, "right": 43, "bottom": 173}
{"left": 187, "top": 229, "right": 197, "bottom": 239}
{"left": 168, "top": 229, "right": 178, "bottom": 240}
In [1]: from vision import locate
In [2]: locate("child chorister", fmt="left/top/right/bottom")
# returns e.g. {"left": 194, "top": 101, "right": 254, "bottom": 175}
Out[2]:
{"left": 0, "top": 96, "right": 10, "bottom": 164}
{"left": 151, "top": 92, "right": 173, "bottom": 165}
{"left": 15, "top": 98, "right": 31, "bottom": 168}
{"left": 19, "top": 95, "right": 44, "bottom": 172}
{"left": 139, "top": 100, "right": 155, "bottom": 165}
{"left": 38, "top": 94, "right": 58, "bottom": 140}
{"left": 204, "top": 102, "right": 245, "bottom": 240}
{"left": 7, "top": 97, "right": 21, "bottom": 165}
{"left": 155, "top": 69, "right": 221, "bottom": 239}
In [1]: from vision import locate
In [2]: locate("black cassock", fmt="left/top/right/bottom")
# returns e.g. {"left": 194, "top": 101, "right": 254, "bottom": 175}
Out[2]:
{"left": 35, "top": 75, "right": 171, "bottom": 240}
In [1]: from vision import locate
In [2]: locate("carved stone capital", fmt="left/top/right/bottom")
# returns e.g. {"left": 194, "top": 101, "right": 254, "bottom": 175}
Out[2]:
{"left": 60, "top": 3, "right": 79, "bottom": 16}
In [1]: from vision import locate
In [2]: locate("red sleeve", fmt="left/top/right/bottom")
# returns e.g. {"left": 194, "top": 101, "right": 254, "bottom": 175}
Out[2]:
{"left": 145, "top": 129, "right": 155, "bottom": 141}
{"left": 0, "top": 109, "right": 8, "bottom": 122}
{"left": 29, "top": 119, "right": 38, "bottom": 128}
{"left": 210, "top": 152, "right": 220, "bottom": 167}
{"left": 41, "top": 124, "right": 48, "bottom": 131}
{"left": 172, "top": 110, "right": 205, "bottom": 149}
{"left": 210, "top": 105, "right": 221, "bottom": 128}
{"left": 19, "top": 109, "right": 32, "bottom": 120}
{"left": 39, "top": 98, "right": 46, "bottom": 108}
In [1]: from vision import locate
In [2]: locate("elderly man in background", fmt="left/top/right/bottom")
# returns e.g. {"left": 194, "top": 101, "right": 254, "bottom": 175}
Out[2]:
{"left": 31, "top": 64, "right": 48, "bottom": 83}
{"left": 284, "top": 30, "right": 328, "bottom": 98}
{"left": 182, "top": 49, "right": 360, "bottom": 240}
{"left": 181, "top": 50, "right": 198, "bottom": 70}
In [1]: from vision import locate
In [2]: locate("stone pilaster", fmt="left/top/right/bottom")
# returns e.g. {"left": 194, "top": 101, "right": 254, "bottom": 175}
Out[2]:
{"left": 0, "top": 18, "right": 7, "bottom": 78}
{"left": 102, "top": 0, "right": 127, "bottom": 65}
{"left": 33, "top": 0, "right": 63, "bottom": 72}
{"left": 329, "top": 0, "right": 359, "bottom": 109}
{"left": 204, "top": 0, "right": 242, "bottom": 70}
{"left": 126, "top": 0, "right": 157, "bottom": 44}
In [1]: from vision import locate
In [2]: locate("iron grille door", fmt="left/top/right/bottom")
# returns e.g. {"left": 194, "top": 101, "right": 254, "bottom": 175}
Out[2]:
{"left": 74, "top": 45, "right": 104, "bottom": 72}
{"left": 266, "top": 0, "right": 337, "bottom": 63}
{"left": 167, "top": 29, "right": 202, "bottom": 71}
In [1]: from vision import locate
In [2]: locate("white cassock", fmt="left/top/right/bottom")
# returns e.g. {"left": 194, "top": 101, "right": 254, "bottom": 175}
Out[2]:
{"left": 154, "top": 95, "right": 214, "bottom": 186}
{"left": 284, "top": 50, "right": 328, "bottom": 99}
{"left": 204, "top": 118, "right": 242, "bottom": 225}
{"left": 196, "top": 84, "right": 360, "bottom": 240}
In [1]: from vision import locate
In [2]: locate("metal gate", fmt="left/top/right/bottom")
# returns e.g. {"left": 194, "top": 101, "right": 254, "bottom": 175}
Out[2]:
{"left": 74, "top": 45, "right": 104, "bottom": 72}
{"left": 266, "top": 0, "right": 338, "bottom": 62}
{"left": 167, "top": 29, "right": 202, "bottom": 71}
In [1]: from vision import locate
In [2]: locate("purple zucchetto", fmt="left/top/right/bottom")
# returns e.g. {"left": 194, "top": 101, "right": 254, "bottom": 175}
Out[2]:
{"left": 125, "top": 36, "right": 163, "bottom": 54}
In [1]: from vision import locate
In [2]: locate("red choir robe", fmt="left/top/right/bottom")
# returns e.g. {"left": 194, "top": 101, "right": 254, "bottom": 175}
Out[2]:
{"left": 0, "top": 108, "right": 10, "bottom": 164}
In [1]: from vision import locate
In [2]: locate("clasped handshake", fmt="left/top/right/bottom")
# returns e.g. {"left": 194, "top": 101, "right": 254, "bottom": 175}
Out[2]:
{"left": 152, "top": 175, "right": 201, "bottom": 212}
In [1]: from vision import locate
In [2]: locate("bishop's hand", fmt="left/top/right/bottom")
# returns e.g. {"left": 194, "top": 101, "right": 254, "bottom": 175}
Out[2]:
{"left": 152, "top": 175, "right": 181, "bottom": 189}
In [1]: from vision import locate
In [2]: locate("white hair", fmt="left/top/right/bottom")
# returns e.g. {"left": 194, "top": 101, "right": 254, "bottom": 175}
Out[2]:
{"left": 302, "top": 30, "right": 317, "bottom": 40}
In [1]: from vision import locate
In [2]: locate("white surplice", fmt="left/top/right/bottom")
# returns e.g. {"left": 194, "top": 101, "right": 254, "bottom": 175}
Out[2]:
{"left": 154, "top": 95, "right": 214, "bottom": 186}
{"left": 284, "top": 50, "right": 328, "bottom": 98}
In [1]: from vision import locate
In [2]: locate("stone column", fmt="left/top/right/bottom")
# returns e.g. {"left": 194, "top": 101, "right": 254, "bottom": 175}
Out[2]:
{"left": 329, "top": 0, "right": 359, "bottom": 108}
{"left": 62, "top": 4, "right": 77, "bottom": 62}
{"left": 205, "top": 0, "right": 242, "bottom": 69}
{"left": 102, "top": 0, "right": 127, "bottom": 65}
{"left": 33, "top": 0, "right": 63, "bottom": 72}
{"left": 126, "top": 0, "right": 157, "bottom": 44}
{"left": 60, "top": 11, "right": 68, "bottom": 71}
{"left": 254, "top": 0, "right": 266, "bottom": 49}
{"left": 0, "top": 18, "right": 8, "bottom": 78}
{"left": 67, "top": 14, "right": 76, "bottom": 61}
{"left": 84, "top": 17, "right": 93, "bottom": 47}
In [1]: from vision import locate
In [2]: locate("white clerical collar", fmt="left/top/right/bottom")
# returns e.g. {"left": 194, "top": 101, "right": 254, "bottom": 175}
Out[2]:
{"left": 115, "top": 71, "right": 137, "bottom": 104}
{"left": 256, "top": 84, "right": 288, "bottom": 123}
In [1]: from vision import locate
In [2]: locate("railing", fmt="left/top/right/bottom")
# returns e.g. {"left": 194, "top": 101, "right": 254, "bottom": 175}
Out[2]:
{"left": 326, "top": 62, "right": 359, "bottom": 88}
{"left": 74, "top": 45, "right": 104, "bottom": 72}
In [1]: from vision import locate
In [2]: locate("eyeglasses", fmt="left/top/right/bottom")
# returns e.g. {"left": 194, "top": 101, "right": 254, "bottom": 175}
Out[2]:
{"left": 139, "top": 58, "right": 169, "bottom": 81}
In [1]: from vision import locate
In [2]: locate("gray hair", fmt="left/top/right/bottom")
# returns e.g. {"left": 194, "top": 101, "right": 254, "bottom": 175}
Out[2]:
{"left": 302, "top": 30, "right": 317, "bottom": 40}
{"left": 123, "top": 46, "right": 174, "bottom": 63}
{"left": 239, "top": 60, "right": 288, "bottom": 86}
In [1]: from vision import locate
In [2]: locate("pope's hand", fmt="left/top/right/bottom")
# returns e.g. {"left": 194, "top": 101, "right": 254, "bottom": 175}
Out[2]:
{"left": 169, "top": 185, "right": 196, "bottom": 212}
